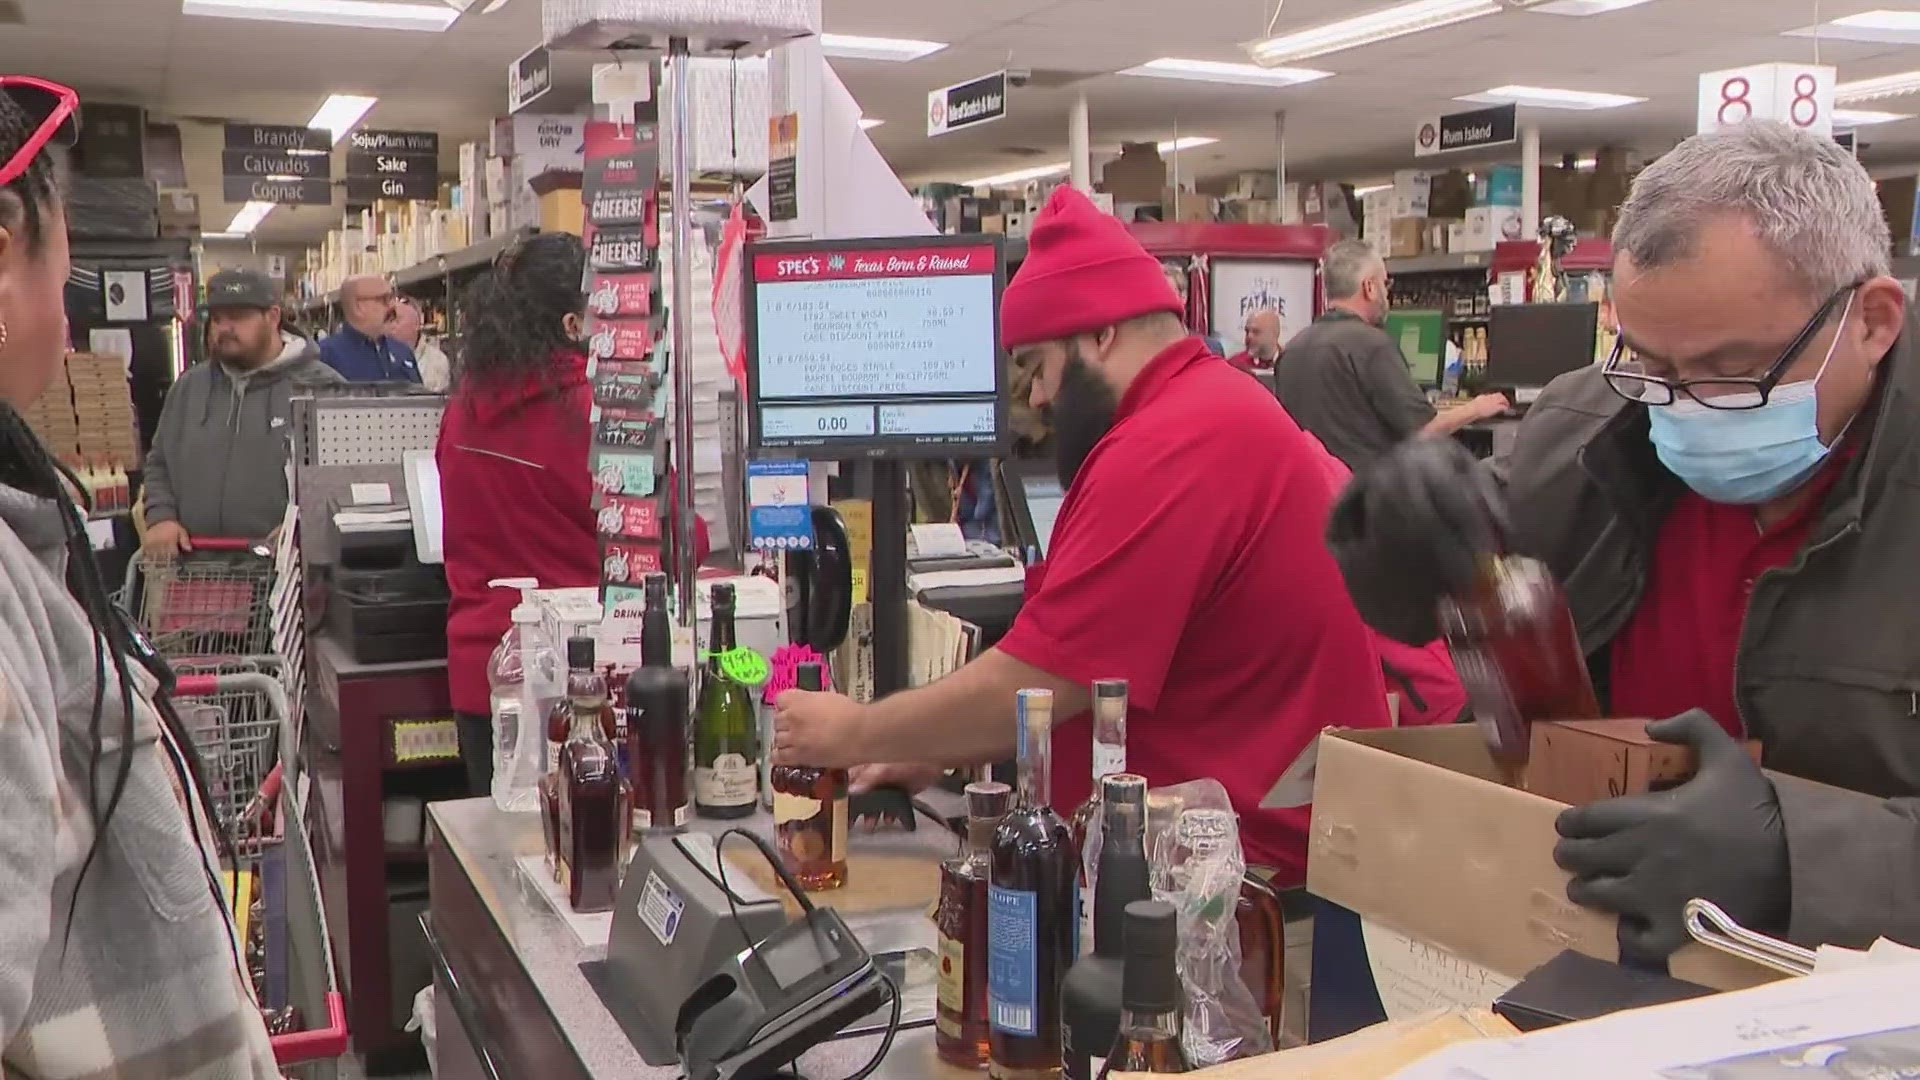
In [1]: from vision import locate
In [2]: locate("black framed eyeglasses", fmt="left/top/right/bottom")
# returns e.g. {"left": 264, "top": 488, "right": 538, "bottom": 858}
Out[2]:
{"left": 1603, "top": 281, "right": 1860, "bottom": 410}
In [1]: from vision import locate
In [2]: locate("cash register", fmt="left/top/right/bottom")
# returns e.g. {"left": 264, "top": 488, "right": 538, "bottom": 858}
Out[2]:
{"left": 322, "top": 449, "right": 449, "bottom": 663}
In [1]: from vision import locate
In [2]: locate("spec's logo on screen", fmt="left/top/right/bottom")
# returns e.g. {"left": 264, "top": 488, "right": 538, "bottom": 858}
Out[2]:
{"left": 776, "top": 256, "right": 824, "bottom": 278}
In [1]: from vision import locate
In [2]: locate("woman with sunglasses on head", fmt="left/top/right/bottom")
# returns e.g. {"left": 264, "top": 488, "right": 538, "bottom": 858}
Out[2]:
{"left": 437, "top": 232, "right": 707, "bottom": 796}
{"left": 0, "top": 79, "right": 276, "bottom": 1075}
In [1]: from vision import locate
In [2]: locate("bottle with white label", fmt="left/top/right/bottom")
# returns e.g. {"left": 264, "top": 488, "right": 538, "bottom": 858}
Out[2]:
{"left": 693, "top": 583, "right": 760, "bottom": 819}
{"left": 1069, "top": 679, "right": 1128, "bottom": 957}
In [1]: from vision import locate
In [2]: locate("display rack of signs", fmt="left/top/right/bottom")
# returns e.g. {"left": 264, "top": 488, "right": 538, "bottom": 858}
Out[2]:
{"left": 744, "top": 235, "right": 1007, "bottom": 457}
{"left": 580, "top": 116, "right": 666, "bottom": 613}
{"left": 345, "top": 129, "right": 440, "bottom": 204}
{"left": 222, "top": 122, "right": 332, "bottom": 205}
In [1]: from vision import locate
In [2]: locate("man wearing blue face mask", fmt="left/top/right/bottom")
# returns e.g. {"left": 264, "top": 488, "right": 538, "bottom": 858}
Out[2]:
{"left": 1324, "top": 120, "right": 1917, "bottom": 966}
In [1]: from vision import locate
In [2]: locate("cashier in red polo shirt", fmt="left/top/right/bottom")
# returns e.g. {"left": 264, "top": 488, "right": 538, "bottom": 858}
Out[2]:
{"left": 771, "top": 187, "right": 1395, "bottom": 882}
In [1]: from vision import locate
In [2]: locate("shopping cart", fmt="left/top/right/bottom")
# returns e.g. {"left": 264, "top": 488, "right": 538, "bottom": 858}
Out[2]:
{"left": 121, "top": 537, "right": 278, "bottom": 662}
{"left": 173, "top": 671, "right": 347, "bottom": 1077}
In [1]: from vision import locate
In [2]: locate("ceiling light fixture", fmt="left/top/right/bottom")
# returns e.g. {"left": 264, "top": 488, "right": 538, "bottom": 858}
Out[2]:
{"left": 1246, "top": 0, "right": 1498, "bottom": 67}
{"left": 308, "top": 94, "right": 378, "bottom": 145}
{"left": 1785, "top": 10, "right": 1920, "bottom": 46}
{"left": 1521, "top": 0, "right": 1657, "bottom": 14}
{"left": 1118, "top": 58, "right": 1334, "bottom": 88}
{"left": 182, "top": 0, "right": 460, "bottom": 32}
{"left": 1456, "top": 84, "right": 1646, "bottom": 110}
{"left": 959, "top": 136, "right": 1218, "bottom": 189}
{"left": 858, "top": 117, "right": 885, "bottom": 130}
{"left": 200, "top": 231, "right": 249, "bottom": 241}
{"left": 1354, "top": 184, "right": 1392, "bottom": 196}
{"left": 226, "top": 201, "right": 275, "bottom": 236}
{"left": 818, "top": 33, "right": 947, "bottom": 62}
{"left": 1833, "top": 108, "right": 1912, "bottom": 127}
{"left": 1837, "top": 70, "right": 1920, "bottom": 104}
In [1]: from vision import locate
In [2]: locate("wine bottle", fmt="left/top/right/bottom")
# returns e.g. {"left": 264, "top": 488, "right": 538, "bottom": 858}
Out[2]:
{"left": 1068, "top": 680, "right": 1127, "bottom": 957}
{"left": 771, "top": 663, "right": 850, "bottom": 890}
{"left": 988, "top": 688, "right": 1078, "bottom": 1080}
{"left": 1098, "top": 901, "right": 1190, "bottom": 1078}
{"left": 694, "top": 583, "right": 760, "bottom": 819}
{"left": 556, "top": 637, "right": 626, "bottom": 913}
{"left": 936, "top": 780, "right": 1013, "bottom": 1070}
{"left": 1062, "top": 774, "right": 1150, "bottom": 1080}
{"left": 625, "top": 573, "right": 690, "bottom": 833}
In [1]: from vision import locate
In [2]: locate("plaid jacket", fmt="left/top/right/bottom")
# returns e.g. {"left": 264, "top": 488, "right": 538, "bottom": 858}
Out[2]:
{"left": 0, "top": 484, "right": 276, "bottom": 1079}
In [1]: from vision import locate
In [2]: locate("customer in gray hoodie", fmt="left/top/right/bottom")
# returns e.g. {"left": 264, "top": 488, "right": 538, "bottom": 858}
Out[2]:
{"left": 143, "top": 267, "right": 343, "bottom": 555}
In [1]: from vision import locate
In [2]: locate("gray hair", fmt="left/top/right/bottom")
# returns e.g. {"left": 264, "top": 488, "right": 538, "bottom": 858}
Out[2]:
{"left": 1612, "top": 120, "right": 1888, "bottom": 298}
{"left": 1324, "top": 239, "right": 1384, "bottom": 301}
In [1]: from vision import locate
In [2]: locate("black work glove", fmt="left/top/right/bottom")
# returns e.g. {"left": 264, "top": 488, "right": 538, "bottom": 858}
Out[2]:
{"left": 1324, "top": 436, "right": 1507, "bottom": 645}
{"left": 1552, "top": 710, "right": 1789, "bottom": 969}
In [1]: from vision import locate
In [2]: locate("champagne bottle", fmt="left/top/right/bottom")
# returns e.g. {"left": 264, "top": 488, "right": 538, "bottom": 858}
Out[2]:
{"left": 988, "top": 689, "right": 1078, "bottom": 1080}
{"left": 694, "top": 583, "right": 760, "bottom": 819}
{"left": 625, "top": 573, "right": 690, "bottom": 832}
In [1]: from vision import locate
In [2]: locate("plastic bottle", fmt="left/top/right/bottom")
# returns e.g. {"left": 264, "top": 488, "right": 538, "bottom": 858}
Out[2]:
{"left": 487, "top": 578, "right": 550, "bottom": 813}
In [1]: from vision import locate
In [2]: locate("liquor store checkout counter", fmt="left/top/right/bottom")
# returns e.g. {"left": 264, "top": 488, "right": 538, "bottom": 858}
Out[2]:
{"left": 425, "top": 799, "right": 977, "bottom": 1080}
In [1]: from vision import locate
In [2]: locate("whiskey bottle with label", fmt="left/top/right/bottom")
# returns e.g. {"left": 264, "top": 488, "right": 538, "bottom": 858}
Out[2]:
{"left": 1098, "top": 901, "right": 1190, "bottom": 1078}
{"left": 936, "top": 780, "right": 1013, "bottom": 1070}
{"left": 694, "top": 583, "right": 760, "bottom": 818}
{"left": 1062, "top": 774, "right": 1150, "bottom": 1080}
{"left": 1068, "top": 679, "right": 1127, "bottom": 956}
{"left": 555, "top": 637, "right": 626, "bottom": 913}
{"left": 771, "top": 663, "right": 849, "bottom": 890}
{"left": 626, "top": 573, "right": 690, "bottom": 832}
{"left": 988, "top": 688, "right": 1078, "bottom": 1080}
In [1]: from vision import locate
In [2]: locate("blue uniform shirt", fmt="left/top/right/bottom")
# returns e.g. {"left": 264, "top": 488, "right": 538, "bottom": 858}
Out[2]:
{"left": 319, "top": 325, "right": 421, "bottom": 383}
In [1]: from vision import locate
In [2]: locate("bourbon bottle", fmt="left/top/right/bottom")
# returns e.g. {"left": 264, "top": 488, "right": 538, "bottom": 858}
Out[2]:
{"left": 555, "top": 637, "right": 626, "bottom": 913}
{"left": 772, "top": 663, "right": 849, "bottom": 891}
{"left": 1438, "top": 553, "right": 1600, "bottom": 773}
{"left": 1068, "top": 680, "right": 1128, "bottom": 957}
{"left": 936, "top": 780, "right": 1013, "bottom": 1070}
{"left": 988, "top": 689, "right": 1079, "bottom": 1080}
{"left": 1236, "top": 872, "right": 1287, "bottom": 1048}
{"left": 1098, "top": 901, "right": 1190, "bottom": 1078}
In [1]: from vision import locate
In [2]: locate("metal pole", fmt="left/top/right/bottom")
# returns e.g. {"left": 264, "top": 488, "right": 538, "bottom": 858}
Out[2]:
{"left": 1068, "top": 93, "right": 1091, "bottom": 192}
{"left": 669, "top": 37, "right": 698, "bottom": 622}
{"left": 1275, "top": 110, "right": 1288, "bottom": 200}
{"left": 1522, "top": 123, "right": 1542, "bottom": 241}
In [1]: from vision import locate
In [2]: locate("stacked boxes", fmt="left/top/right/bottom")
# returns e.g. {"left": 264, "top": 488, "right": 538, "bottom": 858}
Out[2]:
{"left": 488, "top": 114, "right": 588, "bottom": 235}
{"left": 21, "top": 379, "right": 79, "bottom": 461}
{"left": 67, "top": 352, "right": 141, "bottom": 467}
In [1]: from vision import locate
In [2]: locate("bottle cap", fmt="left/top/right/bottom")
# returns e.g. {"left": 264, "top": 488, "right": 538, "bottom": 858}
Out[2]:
{"left": 1100, "top": 773, "right": 1148, "bottom": 835}
{"left": 567, "top": 636, "right": 596, "bottom": 670}
{"left": 1093, "top": 679, "right": 1128, "bottom": 699}
{"left": 644, "top": 572, "right": 668, "bottom": 606}
{"left": 964, "top": 780, "right": 1013, "bottom": 822}
{"left": 1120, "top": 900, "right": 1181, "bottom": 1013}
{"left": 796, "top": 662, "right": 825, "bottom": 692}
{"left": 710, "top": 581, "right": 735, "bottom": 608}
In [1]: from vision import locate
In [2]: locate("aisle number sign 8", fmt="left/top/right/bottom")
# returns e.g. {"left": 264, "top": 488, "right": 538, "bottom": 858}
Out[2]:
{"left": 1697, "top": 63, "right": 1836, "bottom": 138}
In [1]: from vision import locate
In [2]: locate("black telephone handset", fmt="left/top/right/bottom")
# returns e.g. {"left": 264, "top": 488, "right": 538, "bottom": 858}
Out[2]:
{"left": 787, "top": 506, "right": 852, "bottom": 654}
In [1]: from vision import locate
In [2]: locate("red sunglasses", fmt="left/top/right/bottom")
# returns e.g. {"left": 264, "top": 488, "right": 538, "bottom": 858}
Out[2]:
{"left": 0, "top": 76, "right": 79, "bottom": 188}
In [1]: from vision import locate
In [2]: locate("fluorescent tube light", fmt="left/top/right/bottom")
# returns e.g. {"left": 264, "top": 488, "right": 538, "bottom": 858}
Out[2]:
{"left": 1246, "top": 0, "right": 1498, "bottom": 66}
{"left": 960, "top": 136, "right": 1218, "bottom": 189}
{"left": 182, "top": 0, "right": 459, "bottom": 32}
{"left": 308, "top": 94, "right": 378, "bottom": 145}
{"left": 1833, "top": 108, "right": 1912, "bottom": 127}
{"left": 1355, "top": 184, "right": 1392, "bottom": 196}
{"left": 226, "top": 201, "right": 275, "bottom": 235}
{"left": 1837, "top": 70, "right": 1920, "bottom": 104}
{"left": 201, "top": 231, "right": 249, "bottom": 241}
{"left": 818, "top": 33, "right": 947, "bottom": 62}
{"left": 1524, "top": 0, "right": 1656, "bottom": 14}
{"left": 1457, "top": 84, "right": 1646, "bottom": 110}
{"left": 859, "top": 118, "right": 885, "bottom": 130}
{"left": 1785, "top": 10, "right": 1920, "bottom": 45}
{"left": 1118, "top": 58, "right": 1333, "bottom": 88}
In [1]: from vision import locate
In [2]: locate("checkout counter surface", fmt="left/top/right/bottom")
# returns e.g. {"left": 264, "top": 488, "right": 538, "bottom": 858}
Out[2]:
{"left": 427, "top": 799, "right": 977, "bottom": 1080}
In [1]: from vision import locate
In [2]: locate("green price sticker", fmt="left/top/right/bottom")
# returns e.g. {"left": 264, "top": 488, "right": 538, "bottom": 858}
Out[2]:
{"left": 709, "top": 647, "right": 770, "bottom": 687}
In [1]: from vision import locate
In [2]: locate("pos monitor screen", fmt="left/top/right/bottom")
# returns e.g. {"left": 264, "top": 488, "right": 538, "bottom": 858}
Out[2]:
{"left": 1486, "top": 302, "right": 1601, "bottom": 390}
{"left": 745, "top": 235, "right": 1008, "bottom": 457}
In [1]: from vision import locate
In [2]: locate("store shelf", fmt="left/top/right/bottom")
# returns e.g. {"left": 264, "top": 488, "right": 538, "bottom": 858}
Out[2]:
{"left": 1385, "top": 251, "right": 1493, "bottom": 275}
{"left": 294, "top": 225, "right": 539, "bottom": 314}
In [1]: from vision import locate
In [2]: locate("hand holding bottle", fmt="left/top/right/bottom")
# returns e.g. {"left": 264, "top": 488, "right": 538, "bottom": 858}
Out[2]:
{"left": 770, "top": 688, "right": 870, "bottom": 769}
{"left": 1324, "top": 436, "right": 1510, "bottom": 645}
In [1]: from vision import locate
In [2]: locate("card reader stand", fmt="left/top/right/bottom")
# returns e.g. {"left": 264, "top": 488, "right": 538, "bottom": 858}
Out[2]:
{"left": 596, "top": 832, "right": 789, "bottom": 1064}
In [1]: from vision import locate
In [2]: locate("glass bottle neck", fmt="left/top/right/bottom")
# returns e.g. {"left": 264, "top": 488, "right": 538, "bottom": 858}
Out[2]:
{"left": 1116, "top": 1008, "right": 1181, "bottom": 1039}
{"left": 1020, "top": 721, "right": 1053, "bottom": 808}
{"left": 708, "top": 608, "right": 737, "bottom": 670}
{"left": 641, "top": 609, "right": 672, "bottom": 667}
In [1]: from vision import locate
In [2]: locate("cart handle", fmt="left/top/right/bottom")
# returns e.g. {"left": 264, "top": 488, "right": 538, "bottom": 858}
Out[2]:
{"left": 269, "top": 991, "right": 349, "bottom": 1066}
{"left": 191, "top": 536, "right": 272, "bottom": 555}
{"left": 172, "top": 673, "right": 220, "bottom": 697}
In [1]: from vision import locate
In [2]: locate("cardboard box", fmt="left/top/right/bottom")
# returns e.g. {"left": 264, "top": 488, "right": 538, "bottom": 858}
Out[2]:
{"left": 1103, "top": 143, "right": 1168, "bottom": 204}
{"left": 1484, "top": 163, "right": 1524, "bottom": 207}
{"left": 1389, "top": 218, "right": 1425, "bottom": 259}
{"left": 1392, "top": 169, "right": 1431, "bottom": 219}
{"left": 490, "top": 113, "right": 588, "bottom": 175}
{"left": 538, "top": 188, "right": 584, "bottom": 236}
{"left": 1459, "top": 206, "right": 1496, "bottom": 251}
{"left": 1424, "top": 219, "right": 1454, "bottom": 254}
{"left": 1524, "top": 719, "right": 1763, "bottom": 806}
{"left": 1488, "top": 204, "right": 1528, "bottom": 245}
{"left": 1306, "top": 726, "right": 1782, "bottom": 992}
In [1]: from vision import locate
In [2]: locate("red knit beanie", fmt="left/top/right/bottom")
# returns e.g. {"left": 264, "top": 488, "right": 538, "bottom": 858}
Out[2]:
{"left": 1000, "top": 187, "right": 1184, "bottom": 349}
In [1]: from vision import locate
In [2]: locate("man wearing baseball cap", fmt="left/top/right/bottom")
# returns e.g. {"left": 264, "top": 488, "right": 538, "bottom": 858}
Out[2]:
{"left": 142, "top": 268, "right": 342, "bottom": 555}
{"left": 772, "top": 186, "right": 1401, "bottom": 885}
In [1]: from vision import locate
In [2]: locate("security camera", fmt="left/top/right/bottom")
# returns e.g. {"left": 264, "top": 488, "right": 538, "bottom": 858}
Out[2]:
{"left": 1007, "top": 68, "right": 1033, "bottom": 88}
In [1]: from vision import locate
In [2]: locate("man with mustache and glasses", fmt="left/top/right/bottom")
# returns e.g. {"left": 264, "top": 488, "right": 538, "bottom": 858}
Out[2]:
{"left": 141, "top": 268, "right": 341, "bottom": 556}
{"left": 773, "top": 186, "right": 1410, "bottom": 888}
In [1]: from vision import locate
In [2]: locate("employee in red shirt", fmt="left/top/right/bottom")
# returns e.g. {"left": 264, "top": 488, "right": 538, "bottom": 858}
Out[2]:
{"left": 1329, "top": 121, "right": 1920, "bottom": 962}
{"left": 772, "top": 186, "right": 1395, "bottom": 882}
{"left": 1226, "top": 308, "right": 1283, "bottom": 373}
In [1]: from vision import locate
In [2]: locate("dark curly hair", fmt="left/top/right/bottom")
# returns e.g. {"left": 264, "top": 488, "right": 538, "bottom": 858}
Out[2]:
{"left": 454, "top": 230, "right": 588, "bottom": 392}
{"left": 0, "top": 83, "right": 226, "bottom": 939}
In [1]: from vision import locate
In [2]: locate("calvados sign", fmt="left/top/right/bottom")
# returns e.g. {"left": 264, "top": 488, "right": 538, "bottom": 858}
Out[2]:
{"left": 1414, "top": 104, "right": 1517, "bottom": 157}
{"left": 927, "top": 71, "right": 1007, "bottom": 137}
